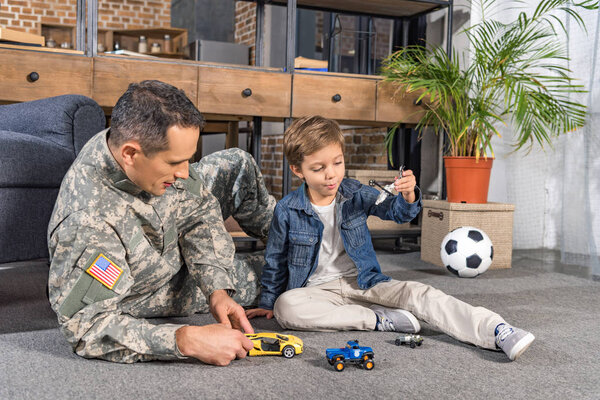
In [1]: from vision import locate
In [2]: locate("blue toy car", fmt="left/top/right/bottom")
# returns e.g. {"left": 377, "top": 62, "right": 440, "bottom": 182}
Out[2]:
{"left": 325, "top": 340, "right": 374, "bottom": 371}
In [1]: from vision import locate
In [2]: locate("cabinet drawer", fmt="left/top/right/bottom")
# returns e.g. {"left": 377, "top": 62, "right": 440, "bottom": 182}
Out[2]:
{"left": 198, "top": 67, "right": 291, "bottom": 118}
{"left": 376, "top": 81, "right": 424, "bottom": 124}
{"left": 292, "top": 74, "right": 376, "bottom": 122}
{"left": 0, "top": 49, "right": 92, "bottom": 102}
{"left": 93, "top": 57, "right": 198, "bottom": 108}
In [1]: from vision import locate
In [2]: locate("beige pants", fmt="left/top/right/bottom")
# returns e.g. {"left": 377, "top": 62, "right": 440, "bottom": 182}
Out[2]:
{"left": 273, "top": 277, "right": 505, "bottom": 350}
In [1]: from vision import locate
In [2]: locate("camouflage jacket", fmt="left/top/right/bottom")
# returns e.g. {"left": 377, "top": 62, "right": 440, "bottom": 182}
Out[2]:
{"left": 47, "top": 129, "right": 236, "bottom": 363}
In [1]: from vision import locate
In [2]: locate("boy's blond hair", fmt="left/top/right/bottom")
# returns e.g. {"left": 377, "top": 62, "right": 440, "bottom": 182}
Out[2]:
{"left": 283, "top": 116, "right": 345, "bottom": 167}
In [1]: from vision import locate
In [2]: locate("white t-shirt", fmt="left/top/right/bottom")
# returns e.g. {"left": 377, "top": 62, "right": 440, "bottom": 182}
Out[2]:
{"left": 306, "top": 198, "right": 357, "bottom": 286}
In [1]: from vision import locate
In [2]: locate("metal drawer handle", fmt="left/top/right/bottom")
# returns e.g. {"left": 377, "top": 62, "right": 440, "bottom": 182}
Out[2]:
{"left": 428, "top": 210, "right": 443, "bottom": 221}
{"left": 27, "top": 72, "right": 39, "bottom": 82}
{"left": 242, "top": 88, "right": 252, "bottom": 97}
{"left": 332, "top": 93, "right": 341, "bottom": 102}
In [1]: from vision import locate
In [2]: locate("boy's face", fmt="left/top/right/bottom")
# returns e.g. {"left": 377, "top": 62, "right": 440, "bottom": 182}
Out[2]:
{"left": 290, "top": 142, "right": 345, "bottom": 206}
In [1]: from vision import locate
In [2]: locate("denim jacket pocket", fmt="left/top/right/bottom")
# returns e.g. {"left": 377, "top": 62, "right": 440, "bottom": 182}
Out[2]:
{"left": 288, "top": 230, "right": 318, "bottom": 266}
{"left": 341, "top": 213, "right": 368, "bottom": 247}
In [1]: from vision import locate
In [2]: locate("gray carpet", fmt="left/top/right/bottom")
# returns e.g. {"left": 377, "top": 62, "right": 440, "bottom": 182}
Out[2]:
{"left": 1, "top": 250, "right": 599, "bottom": 400}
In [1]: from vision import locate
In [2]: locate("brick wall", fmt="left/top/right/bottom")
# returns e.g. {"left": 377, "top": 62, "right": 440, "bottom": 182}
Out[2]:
{"left": 260, "top": 127, "right": 389, "bottom": 200}
{"left": 0, "top": 0, "right": 171, "bottom": 35}
{"left": 343, "top": 126, "right": 389, "bottom": 170}
{"left": 260, "top": 136, "right": 286, "bottom": 199}
{"left": 234, "top": 1, "right": 256, "bottom": 65}
{"left": 98, "top": 0, "right": 170, "bottom": 30}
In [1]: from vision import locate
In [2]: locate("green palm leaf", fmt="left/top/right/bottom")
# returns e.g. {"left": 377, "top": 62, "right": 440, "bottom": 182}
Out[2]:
{"left": 380, "top": 0, "right": 597, "bottom": 161}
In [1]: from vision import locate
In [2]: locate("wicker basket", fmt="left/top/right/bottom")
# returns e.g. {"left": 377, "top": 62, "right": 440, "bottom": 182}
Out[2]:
{"left": 345, "top": 170, "right": 410, "bottom": 232}
{"left": 421, "top": 200, "right": 515, "bottom": 269}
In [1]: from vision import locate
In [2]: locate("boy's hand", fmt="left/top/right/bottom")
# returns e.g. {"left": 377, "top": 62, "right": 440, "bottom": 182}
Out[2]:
{"left": 209, "top": 289, "right": 254, "bottom": 334}
{"left": 394, "top": 169, "right": 416, "bottom": 204}
{"left": 245, "top": 308, "right": 274, "bottom": 319}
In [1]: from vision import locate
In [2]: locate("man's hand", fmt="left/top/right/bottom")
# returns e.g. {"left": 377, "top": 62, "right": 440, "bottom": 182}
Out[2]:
{"left": 394, "top": 169, "right": 416, "bottom": 203}
{"left": 245, "top": 308, "right": 274, "bottom": 319}
{"left": 175, "top": 324, "right": 254, "bottom": 366}
{"left": 209, "top": 289, "right": 254, "bottom": 334}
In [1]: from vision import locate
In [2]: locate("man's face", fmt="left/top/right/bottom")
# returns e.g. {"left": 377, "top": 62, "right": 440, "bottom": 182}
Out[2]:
{"left": 290, "top": 142, "right": 345, "bottom": 206}
{"left": 127, "top": 125, "right": 199, "bottom": 196}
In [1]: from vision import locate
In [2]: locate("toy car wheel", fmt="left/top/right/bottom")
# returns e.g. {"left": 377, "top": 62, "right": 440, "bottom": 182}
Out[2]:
{"left": 395, "top": 339, "right": 401, "bottom": 346}
{"left": 328, "top": 358, "right": 334, "bottom": 365}
{"left": 363, "top": 359, "right": 374, "bottom": 370}
{"left": 282, "top": 345, "right": 295, "bottom": 359}
{"left": 334, "top": 360, "right": 345, "bottom": 372}
{"left": 410, "top": 341, "right": 416, "bottom": 349}
{"left": 417, "top": 341, "right": 422, "bottom": 347}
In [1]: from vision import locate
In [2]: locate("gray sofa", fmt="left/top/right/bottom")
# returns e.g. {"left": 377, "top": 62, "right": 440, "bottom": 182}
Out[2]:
{"left": 0, "top": 95, "right": 106, "bottom": 263}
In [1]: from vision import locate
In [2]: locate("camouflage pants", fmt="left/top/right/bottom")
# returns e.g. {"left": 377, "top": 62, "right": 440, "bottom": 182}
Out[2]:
{"left": 134, "top": 149, "right": 274, "bottom": 317}
{"left": 195, "top": 148, "right": 275, "bottom": 240}
{"left": 192, "top": 148, "right": 275, "bottom": 310}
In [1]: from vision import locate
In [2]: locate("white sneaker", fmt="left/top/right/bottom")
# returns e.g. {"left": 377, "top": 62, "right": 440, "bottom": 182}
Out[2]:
{"left": 495, "top": 324, "right": 535, "bottom": 361}
{"left": 371, "top": 305, "right": 421, "bottom": 333}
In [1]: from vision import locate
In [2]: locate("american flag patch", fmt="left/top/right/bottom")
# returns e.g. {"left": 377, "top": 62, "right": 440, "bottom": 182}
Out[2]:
{"left": 86, "top": 254, "right": 123, "bottom": 289}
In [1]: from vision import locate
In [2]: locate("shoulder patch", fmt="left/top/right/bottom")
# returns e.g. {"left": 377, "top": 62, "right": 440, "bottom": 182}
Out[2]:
{"left": 86, "top": 253, "right": 123, "bottom": 289}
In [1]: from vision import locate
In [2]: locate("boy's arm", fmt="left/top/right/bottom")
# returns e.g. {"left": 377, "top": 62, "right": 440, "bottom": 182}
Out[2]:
{"left": 364, "top": 184, "right": 422, "bottom": 224}
{"left": 258, "top": 204, "right": 291, "bottom": 310}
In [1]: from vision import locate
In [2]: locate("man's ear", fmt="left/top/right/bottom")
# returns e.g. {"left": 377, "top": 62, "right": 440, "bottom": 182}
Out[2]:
{"left": 290, "top": 164, "right": 304, "bottom": 180}
{"left": 120, "top": 141, "right": 143, "bottom": 167}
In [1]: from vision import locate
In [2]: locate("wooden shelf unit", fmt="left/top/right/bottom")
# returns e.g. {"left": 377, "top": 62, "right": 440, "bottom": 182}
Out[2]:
{"left": 266, "top": 0, "right": 447, "bottom": 18}
{"left": 0, "top": 46, "right": 422, "bottom": 124}
{"left": 38, "top": 23, "right": 76, "bottom": 49}
{"left": 107, "top": 28, "right": 188, "bottom": 59}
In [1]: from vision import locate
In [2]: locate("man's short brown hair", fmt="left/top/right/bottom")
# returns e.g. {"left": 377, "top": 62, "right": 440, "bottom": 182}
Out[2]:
{"left": 109, "top": 80, "right": 204, "bottom": 156}
{"left": 283, "top": 116, "right": 344, "bottom": 167}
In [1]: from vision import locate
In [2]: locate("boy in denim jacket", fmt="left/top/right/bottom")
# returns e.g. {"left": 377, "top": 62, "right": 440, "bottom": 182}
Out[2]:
{"left": 246, "top": 116, "right": 534, "bottom": 361}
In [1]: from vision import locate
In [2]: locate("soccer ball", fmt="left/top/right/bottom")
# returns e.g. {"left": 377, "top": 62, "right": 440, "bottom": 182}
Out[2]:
{"left": 440, "top": 226, "right": 493, "bottom": 278}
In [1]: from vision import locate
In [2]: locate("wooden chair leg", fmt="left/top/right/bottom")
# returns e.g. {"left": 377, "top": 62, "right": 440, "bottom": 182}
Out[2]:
{"left": 225, "top": 121, "right": 239, "bottom": 149}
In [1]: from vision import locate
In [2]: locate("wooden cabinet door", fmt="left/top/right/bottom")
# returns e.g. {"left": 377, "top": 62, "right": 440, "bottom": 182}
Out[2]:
{"left": 0, "top": 49, "right": 92, "bottom": 102}
{"left": 292, "top": 74, "right": 376, "bottom": 122}
{"left": 197, "top": 67, "right": 291, "bottom": 118}
{"left": 92, "top": 57, "right": 198, "bottom": 108}
{"left": 376, "top": 80, "right": 424, "bottom": 124}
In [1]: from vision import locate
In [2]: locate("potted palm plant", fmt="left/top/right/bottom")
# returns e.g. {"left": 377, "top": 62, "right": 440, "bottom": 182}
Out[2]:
{"left": 380, "top": 0, "right": 597, "bottom": 203}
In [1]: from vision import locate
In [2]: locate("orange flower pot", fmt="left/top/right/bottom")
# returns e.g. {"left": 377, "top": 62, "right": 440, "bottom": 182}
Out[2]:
{"left": 443, "top": 156, "right": 494, "bottom": 203}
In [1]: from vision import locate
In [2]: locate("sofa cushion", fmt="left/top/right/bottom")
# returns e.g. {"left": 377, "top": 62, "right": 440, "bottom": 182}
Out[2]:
{"left": 0, "top": 130, "right": 75, "bottom": 188}
{"left": 0, "top": 95, "right": 105, "bottom": 155}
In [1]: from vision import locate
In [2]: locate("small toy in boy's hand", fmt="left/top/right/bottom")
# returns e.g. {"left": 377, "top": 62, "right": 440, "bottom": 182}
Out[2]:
{"left": 394, "top": 333, "right": 424, "bottom": 348}
{"left": 325, "top": 340, "right": 375, "bottom": 371}
{"left": 374, "top": 165, "right": 405, "bottom": 205}
{"left": 245, "top": 332, "right": 303, "bottom": 358}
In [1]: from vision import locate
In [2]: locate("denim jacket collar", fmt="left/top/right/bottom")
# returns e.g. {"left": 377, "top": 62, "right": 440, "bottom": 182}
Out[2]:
{"left": 287, "top": 179, "right": 363, "bottom": 214}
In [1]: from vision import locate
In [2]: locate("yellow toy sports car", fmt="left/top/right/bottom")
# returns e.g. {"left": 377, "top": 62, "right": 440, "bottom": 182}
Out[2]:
{"left": 245, "top": 332, "right": 303, "bottom": 358}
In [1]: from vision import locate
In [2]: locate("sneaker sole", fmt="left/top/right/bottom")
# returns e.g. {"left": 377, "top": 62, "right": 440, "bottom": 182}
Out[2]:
{"left": 398, "top": 309, "right": 421, "bottom": 333}
{"left": 508, "top": 332, "right": 535, "bottom": 361}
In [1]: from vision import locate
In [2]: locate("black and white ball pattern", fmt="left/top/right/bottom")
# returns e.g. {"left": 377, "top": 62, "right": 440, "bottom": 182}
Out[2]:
{"left": 440, "top": 226, "right": 493, "bottom": 278}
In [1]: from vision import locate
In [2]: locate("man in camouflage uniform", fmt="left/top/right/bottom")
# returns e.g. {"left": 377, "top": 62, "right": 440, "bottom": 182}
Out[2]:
{"left": 47, "top": 80, "right": 275, "bottom": 365}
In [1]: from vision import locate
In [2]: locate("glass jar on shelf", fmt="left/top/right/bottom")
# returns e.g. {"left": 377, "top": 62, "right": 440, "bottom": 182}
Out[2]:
{"left": 151, "top": 42, "right": 161, "bottom": 54}
{"left": 138, "top": 36, "right": 147, "bottom": 53}
{"left": 163, "top": 34, "right": 172, "bottom": 53}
